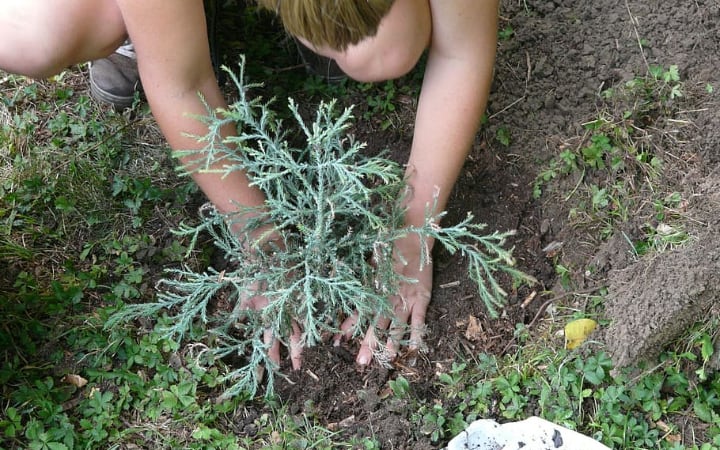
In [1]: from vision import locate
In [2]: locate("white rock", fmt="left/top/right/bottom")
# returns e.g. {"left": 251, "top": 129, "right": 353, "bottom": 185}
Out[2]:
{"left": 446, "top": 416, "right": 611, "bottom": 450}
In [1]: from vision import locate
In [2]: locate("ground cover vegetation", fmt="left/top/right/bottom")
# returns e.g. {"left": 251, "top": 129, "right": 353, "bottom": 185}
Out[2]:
{"left": 2, "top": 2, "right": 720, "bottom": 449}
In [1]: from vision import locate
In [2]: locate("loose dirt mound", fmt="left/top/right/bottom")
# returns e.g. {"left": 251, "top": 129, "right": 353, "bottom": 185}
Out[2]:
{"left": 489, "top": 0, "right": 720, "bottom": 368}
{"left": 603, "top": 174, "right": 720, "bottom": 367}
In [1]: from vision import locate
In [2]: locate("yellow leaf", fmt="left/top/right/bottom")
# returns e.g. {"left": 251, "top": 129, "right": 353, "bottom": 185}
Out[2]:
{"left": 564, "top": 318, "right": 598, "bottom": 349}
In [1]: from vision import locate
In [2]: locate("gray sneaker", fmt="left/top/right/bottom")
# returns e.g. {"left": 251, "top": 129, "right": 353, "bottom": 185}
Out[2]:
{"left": 89, "top": 43, "right": 140, "bottom": 109}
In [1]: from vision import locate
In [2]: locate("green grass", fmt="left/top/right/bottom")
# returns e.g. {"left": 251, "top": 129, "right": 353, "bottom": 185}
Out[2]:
{"left": 407, "top": 318, "right": 720, "bottom": 448}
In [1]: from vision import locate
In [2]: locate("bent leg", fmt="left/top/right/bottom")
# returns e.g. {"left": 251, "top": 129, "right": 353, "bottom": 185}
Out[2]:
{"left": 0, "top": 0, "right": 127, "bottom": 78}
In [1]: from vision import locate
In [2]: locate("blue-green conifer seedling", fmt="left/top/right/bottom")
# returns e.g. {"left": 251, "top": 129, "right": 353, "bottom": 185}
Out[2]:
{"left": 108, "top": 57, "right": 535, "bottom": 398}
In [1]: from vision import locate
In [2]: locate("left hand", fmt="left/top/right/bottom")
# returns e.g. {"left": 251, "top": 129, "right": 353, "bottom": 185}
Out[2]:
{"left": 337, "top": 234, "right": 433, "bottom": 366}
{"left": 238, "top": 282, "right": 305, "bottom": 371}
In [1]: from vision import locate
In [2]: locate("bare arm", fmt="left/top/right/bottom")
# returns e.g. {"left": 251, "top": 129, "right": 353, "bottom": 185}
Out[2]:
{"left": 399, "top": 0, "right": 499, "bottom": 346}
{"left": 116, "top": 1, "right": 301, "bottom": 367}
{"left": 351, "top": 0, "right": 499, "bottom": 364}
{"left": 407, "top": 0, "right": 499, "bottom": 223}
{"left": 116, "top": 0, "right": 267, "bottom": 219}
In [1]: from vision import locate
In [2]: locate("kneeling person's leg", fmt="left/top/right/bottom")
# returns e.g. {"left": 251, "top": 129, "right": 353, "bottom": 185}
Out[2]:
{"left": 0, "top": 0, "right": 127, "bottom": 78}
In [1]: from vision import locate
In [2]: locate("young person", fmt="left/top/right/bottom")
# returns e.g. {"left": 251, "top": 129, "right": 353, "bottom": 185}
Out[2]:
{"left": 0, "top": 0, "right": 499, "bottom": 370}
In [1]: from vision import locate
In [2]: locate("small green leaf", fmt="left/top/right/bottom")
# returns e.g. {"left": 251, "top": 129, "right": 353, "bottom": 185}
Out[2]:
{"left": 47, "top": 443, "right": 69, "bottom": 450}
{"left": 496, "top": 127, "right": 511, "bottom": 147}
{"left": 438, "top": 373, "right": 453, "bottom": 385}
{"left": 700, "top": 333, "right": 714, "bottom": 362}
{"left": 670, "top": 84, "right": 683, "bottom": 99}
{"left": 694, "top": 399, "right": 715, "bottom": 423}
{"left": 498, "top": 26, "right": 515, "bottom": 40}
{"left": 663, "top": 65, "right": 680, "bottom": 82}
{"left": 591, "top": 186, "right": 609, "bottom": 209}
{"left": 649, "top": 65, "right": 664, "bottom": 79}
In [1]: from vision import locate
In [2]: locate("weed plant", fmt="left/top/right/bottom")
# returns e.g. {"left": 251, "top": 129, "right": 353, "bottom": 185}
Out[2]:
{"left": 533, "top": 65, "right": 688, "bottom": 241}
{"left": 108, "top": 60, "right": 533, "bottom": 397}
{"left": 406, "top": 316, "right": 720, "bottom": 448}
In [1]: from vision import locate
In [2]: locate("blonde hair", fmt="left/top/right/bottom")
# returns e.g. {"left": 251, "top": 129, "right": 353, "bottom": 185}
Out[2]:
{"left": 256, "top": 0, "right": 395, "bottom": 51}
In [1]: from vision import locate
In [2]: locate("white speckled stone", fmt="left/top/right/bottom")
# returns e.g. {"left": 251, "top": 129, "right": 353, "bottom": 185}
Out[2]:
{"left": 446, "top": 416, "right": 611, "bottom": 450}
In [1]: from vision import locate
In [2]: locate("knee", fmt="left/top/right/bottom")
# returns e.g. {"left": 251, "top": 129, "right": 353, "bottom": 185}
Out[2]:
{"left": 6, "top": 35, "right": 121, "bottom": 79}
{"left": 0, "top": 3, "right": 125, "bottom": 79}
{"left": 18, "top": 53, "right": 70, "bottom": 79}
{"left": 1, "top": 36, "right": 79, "bottom": 79}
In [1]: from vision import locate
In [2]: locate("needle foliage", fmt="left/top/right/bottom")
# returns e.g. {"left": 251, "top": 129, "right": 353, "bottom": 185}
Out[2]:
{"left": 108, "top": 58, "right": 533, "bottom": 397}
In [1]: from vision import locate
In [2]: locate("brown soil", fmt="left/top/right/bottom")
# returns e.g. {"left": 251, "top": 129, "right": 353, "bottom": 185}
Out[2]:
{"left": 235, "top": 0, "right": 720, "bottom": 448}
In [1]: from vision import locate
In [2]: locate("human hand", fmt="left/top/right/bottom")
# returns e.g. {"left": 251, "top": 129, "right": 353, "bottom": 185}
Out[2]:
{"left": 337, "top": 234, "right": 433, "bottom": 366}
{"left": 237, "top": 281, "right": 305, "bottom": 371}
{"left": 235, "top": 229, "right": 304, "bottom": 371}
{"left": 238, "top": 230, "right": 433, "bottom": 370}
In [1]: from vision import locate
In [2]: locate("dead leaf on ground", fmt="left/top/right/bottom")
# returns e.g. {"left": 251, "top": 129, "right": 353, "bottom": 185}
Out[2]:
{"left": 328, "top": 415, "right": 356, "bottom": 431}
{"left": 465, "top": 315, "right": 483, "bottom": 342}
{"left": 542, "top": 241, "right": 564, "bottom": 258}
{"left": 62, "top": 374, "right": 88, "bottom": 388}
